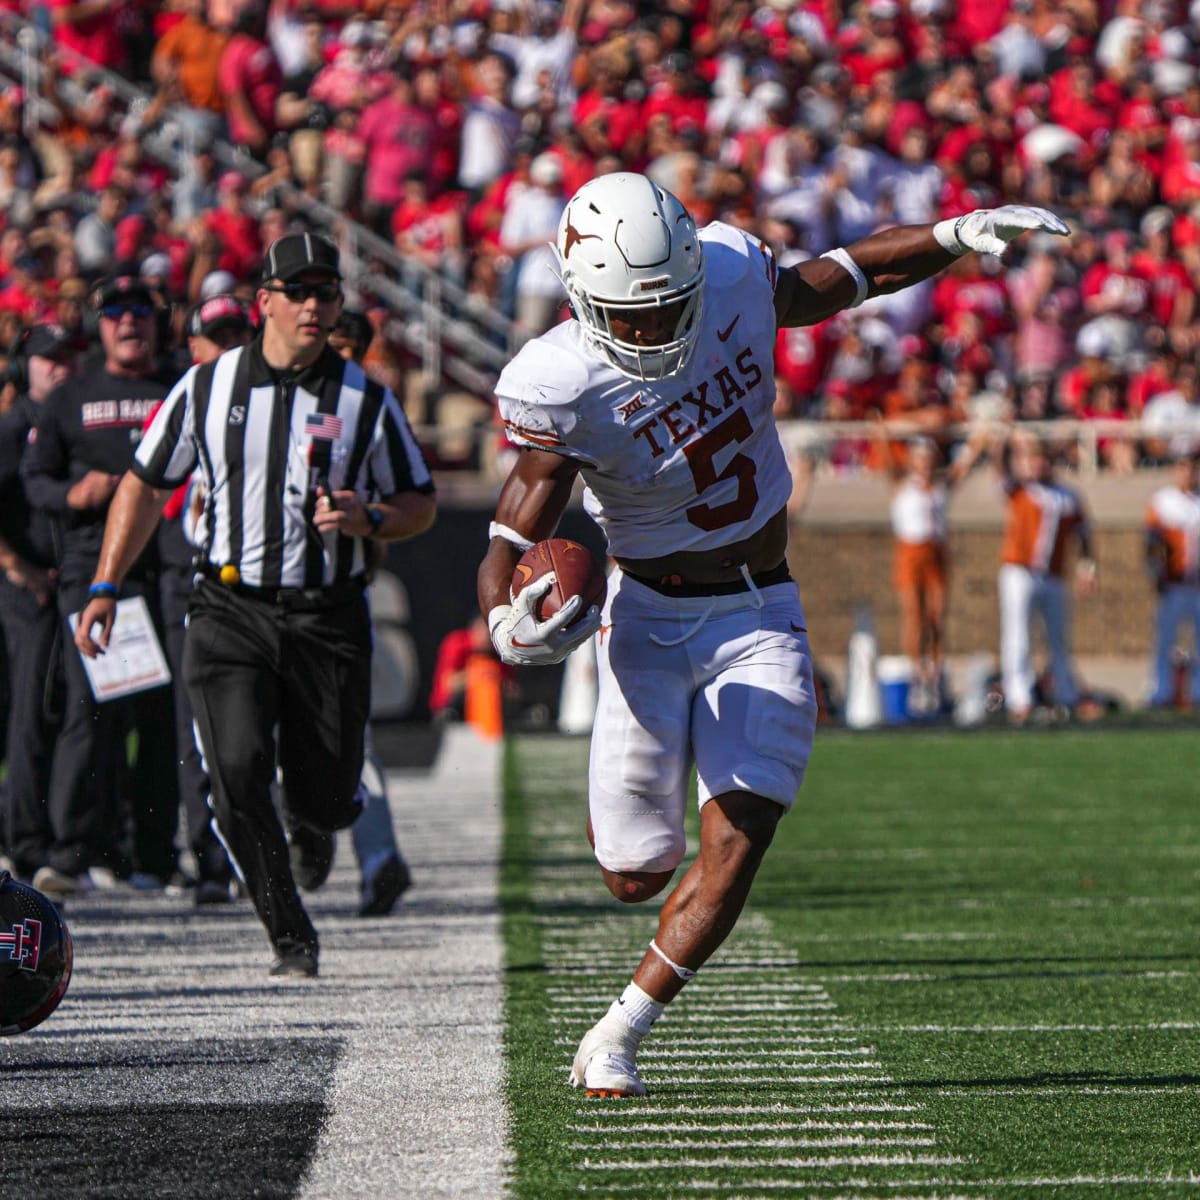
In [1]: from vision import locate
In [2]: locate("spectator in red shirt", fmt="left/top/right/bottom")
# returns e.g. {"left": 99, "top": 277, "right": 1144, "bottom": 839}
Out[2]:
{"left": 47, "top": 0, "right": 128, "bottom": 73}
{"left": 1134, "top": 206, "right": 1197, "bottom": 346}
{"left": 1128, "top": 348, "right": 1182, "bottom": 417}
{"left": 1049, "top": 56, "right": 1118, "bottom": 154}
{"left": 392, "top": 172, "right": 466, "bottom": 288}
{"left": 838, "top": 0, "right": 907, "bottom": 92}
{"left": 218, "top": 3, "right": 282, "bottom": 157}
{"left": 1162, "top": 126, "right": 1200, "bottom": 208}
{"left": 202, "top": 172, "right": 262, "bottom": 281}
{"left": 573, "top": 44, "right": 646, "bottom": 166}
{"left": 413, "top": 62, "right": 463, "bottom": 197}
{"left": 1058, "top": 324, "right": 1120, "bottom": 418}
{"left": 357, "top": 63, "right": 439, "bottom": 237}
{"left": 933, "top": 253, "right": 1012, "bottom": 348}
{"left": 774, "top": 313, "right": 846, "bottom": 420}
{"left": 643, "top": 51, "right": 709, "bottom": 162}
{"left": 1080, "top": 230, "right": 1152, "bottom": 338}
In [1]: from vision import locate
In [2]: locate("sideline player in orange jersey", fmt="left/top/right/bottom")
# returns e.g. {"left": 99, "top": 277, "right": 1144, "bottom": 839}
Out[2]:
{"left": 1144, "top": 450, "right": 1200, "bottom": 707}
{"left": 995, "top": 428, "right": 1097, "bottom": 724}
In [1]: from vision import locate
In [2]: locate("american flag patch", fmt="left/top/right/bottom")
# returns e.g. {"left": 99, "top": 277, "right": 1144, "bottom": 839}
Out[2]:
{"left": 305, "top": 412, "right": 343, "bottom": 440}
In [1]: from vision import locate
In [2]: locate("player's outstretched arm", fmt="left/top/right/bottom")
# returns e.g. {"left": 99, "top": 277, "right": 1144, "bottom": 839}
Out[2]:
{"left": 775, "top": 206, "right": 1069, "bottom": 329}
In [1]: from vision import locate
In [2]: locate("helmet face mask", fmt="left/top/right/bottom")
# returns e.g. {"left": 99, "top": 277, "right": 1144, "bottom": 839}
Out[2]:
{"left": 554, "top": 173, "right": 705, "bottom": 381}
{"left": 0, "top": 870, "right": 73, "bottom": 1036}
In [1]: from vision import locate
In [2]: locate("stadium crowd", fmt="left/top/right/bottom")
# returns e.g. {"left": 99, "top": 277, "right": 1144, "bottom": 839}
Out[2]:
{"left": 0, "top": 0, "right": 1193, "bottom": 470}
{"left": 1, "top": 0, "right": 1200, "bottom": 889}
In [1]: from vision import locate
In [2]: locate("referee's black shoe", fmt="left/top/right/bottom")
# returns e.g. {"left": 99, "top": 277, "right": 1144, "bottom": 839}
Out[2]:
{"left": 269, "top": 941, "right": 319, "bottom": 978}
{"left": 358, "top": 853, "right": 411, "bottom": 918}
{"left": 288, "top": 824, "right": 336, "bottom": 892}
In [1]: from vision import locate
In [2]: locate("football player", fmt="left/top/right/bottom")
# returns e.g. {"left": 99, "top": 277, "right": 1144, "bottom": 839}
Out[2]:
{"left": 477, "top": 172, "right": 1067, "bottom": 1096}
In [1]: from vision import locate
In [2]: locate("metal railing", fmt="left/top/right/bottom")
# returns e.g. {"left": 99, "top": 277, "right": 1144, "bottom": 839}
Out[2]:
{"left": 0, "top": 13, "right": 521, "bottom": 402}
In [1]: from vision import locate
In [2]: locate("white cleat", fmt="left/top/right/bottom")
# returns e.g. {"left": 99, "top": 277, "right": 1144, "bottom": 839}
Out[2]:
{"left": 569, "top": 1019, "right": 647, "bottom": 1098}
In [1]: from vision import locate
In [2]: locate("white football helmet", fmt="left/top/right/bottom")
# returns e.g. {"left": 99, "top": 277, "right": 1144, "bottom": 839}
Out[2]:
{"left": 553, "top": 173, "right": 705, "bottom": 381}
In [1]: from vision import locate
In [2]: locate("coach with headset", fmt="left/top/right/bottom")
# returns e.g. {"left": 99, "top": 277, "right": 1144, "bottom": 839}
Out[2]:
{"left": 0, "top": 323, "right": 81, "bottom": 883}
{"left": 75, "top": 233, "right": 437, "bottom": 977}
{"left": 22, "top": 277, "right": 181, "bottom": 897}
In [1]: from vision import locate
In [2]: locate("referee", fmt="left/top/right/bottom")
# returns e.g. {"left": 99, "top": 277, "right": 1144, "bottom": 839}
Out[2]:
{"left": 74, "top": 233, "right": 437, "bottom": 977}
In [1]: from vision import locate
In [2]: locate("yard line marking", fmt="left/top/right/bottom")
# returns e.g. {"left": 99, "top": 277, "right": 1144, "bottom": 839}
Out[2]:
{"left": 565, "top": 1121, "right": 936, "bottom": 1134}
{"left": 573, "top": 1176, "right": 1200, "bottom": 1193}
{"left": 573, "top": 1103, "right": 930, "bottom": 1116}
{"left": 935, "top": 1085, "right": 1200, "bottom": 1098}
{"left": 566, "top": 1136, "right": 939, "bottom": 1151}
{"left": 576, "top": 1155, "right": 968, "bottom": 1171}
{"left": 517, "top": 744, "right": 959, "bottom": 1196}
{"left": 853, "top": 1022, "right": 1200, "bottom": 1034}
{"left": 650, "top": 1073, "right": 897, "bottom": 1085}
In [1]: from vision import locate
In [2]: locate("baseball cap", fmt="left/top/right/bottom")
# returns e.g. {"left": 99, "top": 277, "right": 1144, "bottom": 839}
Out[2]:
{"left": 140, "top": 251, "right": 172, "bottom": 279}
{"left": 23, "top": 323, "right": 79, "bottom": 359}
{"left": 187, "top": 294, "right": 252, "bottom": 340}
{"left": 92, "top": 274, "right": 156, "bottom": 309}
{"left": 199, "top": 269, "right": 238, "bottom": 301}
{"left": 261, "top": 232, "right": 341, "bottom": 283}
{"left": 1141, "top": 206, "right": 1173, "bottom": 237}
{"left": 529, "top": 152, "right": 563, "bottom": 186}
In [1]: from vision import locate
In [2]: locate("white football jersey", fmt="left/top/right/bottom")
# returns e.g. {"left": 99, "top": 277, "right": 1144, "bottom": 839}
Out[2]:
{"left": 496, "top": 222, "right": 793, "bottom": 559}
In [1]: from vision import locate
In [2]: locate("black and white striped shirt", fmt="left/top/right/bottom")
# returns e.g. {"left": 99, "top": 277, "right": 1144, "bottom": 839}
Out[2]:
{"left": 133, "top": 339, "right": 434, "bottom": 589}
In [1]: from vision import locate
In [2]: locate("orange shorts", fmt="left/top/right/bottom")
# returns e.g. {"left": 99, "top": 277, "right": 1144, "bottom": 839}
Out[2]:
{"left": 893, "top": 540, "right": 947, "bottom": 593}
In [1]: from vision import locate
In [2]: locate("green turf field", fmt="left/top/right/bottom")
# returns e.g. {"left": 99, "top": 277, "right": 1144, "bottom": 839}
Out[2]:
{"left": 501, "top": 729, "right": 1200, "bottom": 1199}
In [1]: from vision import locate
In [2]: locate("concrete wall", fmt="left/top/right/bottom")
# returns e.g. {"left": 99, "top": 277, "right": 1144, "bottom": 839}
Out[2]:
{"left": 788, "top": 523, "right": 1153, "bottom": 667}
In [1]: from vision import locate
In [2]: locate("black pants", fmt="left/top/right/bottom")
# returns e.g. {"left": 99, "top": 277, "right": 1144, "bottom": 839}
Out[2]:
{"left": 0, "top": 579, "right": 61, "bottom": 875}
{"left": 183, "top": 579, "right": 371, "bottom": 952}
{"left": 48, "top": 575, "right": 180, "bottom": 878}
{"left": 159, "top": 553, "right": 232, "bottom": 886}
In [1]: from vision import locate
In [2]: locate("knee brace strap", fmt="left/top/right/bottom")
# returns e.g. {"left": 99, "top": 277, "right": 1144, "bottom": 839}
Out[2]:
{"left": 649, "top": 939, "right": 697, "bottom": 981}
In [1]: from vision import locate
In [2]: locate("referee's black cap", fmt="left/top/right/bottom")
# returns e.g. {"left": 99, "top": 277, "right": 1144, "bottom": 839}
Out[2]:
{"left": 262, "top": 232, "right": 341, "bottom": 283}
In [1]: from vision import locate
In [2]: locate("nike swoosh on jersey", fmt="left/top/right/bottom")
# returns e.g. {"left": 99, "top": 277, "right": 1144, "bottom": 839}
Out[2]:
{"left": 717, "top": 316, "right": 741, "bottom": 342}
{"left": 790, "top": 622, "right": 807, "bottom": 633}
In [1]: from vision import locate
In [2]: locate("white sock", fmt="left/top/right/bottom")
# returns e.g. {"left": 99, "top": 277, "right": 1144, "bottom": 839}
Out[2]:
{"left": 607, "top": 982, "right": 665, "bottom": 1038}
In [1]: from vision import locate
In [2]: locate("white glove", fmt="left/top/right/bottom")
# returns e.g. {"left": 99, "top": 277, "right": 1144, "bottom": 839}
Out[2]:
{"left": 488, "top": 574, "right": 603, "bottom": 666}
{"left": 934, "top": 205, "right": 1070, "bottom": 258}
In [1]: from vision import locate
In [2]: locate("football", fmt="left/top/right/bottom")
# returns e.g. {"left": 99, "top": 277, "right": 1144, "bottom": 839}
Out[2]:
{"left": 512, "top": 538, "right": 607, "bottom": 626}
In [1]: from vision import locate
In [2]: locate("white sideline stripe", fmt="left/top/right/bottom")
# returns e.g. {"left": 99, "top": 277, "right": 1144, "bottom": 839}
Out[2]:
{"left": 578, "top": 1155, "right": 967, "bottom": 1171}
{"left": 299, "top": 727, "right": 509, "bottom": 1200}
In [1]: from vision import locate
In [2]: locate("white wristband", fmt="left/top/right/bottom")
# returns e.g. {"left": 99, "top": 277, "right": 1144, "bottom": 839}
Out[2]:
{"left": 488, "top": 521, "right": 535, "bottom": 552}
{"left": 933, "top": 215, "right": 969, "bottom": 256}
{"left": 820, "top": 247, "right": 869, "bottom": 307}
{"left": 487, "top": 605, "right": 509, "bottom": 637}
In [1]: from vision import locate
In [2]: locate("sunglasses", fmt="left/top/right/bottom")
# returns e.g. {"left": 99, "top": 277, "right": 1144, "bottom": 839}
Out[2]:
{"left": 101, "top": 302, "right": 154, "bottom": 320}
{"left": 265, "top": 281, "right": 341, "bottom": 303}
